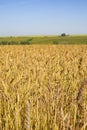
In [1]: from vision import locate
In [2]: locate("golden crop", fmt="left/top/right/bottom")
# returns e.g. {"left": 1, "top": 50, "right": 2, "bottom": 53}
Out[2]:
{"left": 0, "top": 45, "right": 87, "bottom": 130}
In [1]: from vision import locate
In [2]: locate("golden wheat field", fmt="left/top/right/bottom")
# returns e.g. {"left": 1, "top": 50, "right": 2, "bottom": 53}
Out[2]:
{"left": 0, "top": 45, "right": 87, "bottom": 130}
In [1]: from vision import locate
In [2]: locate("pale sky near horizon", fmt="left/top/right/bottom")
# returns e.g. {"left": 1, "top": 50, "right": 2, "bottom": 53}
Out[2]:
{"left": 0, "top": 0, "right": 87, "bottom": 36}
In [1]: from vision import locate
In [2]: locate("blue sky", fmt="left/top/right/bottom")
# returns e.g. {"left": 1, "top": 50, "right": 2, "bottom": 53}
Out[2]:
{"left": 0, "top": 0, "right": 87, "bottom": 36}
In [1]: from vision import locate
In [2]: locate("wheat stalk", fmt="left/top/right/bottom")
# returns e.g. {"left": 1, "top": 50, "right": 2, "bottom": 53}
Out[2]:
{"left": 24, "top": 100, "right": 31, "bottom": 130}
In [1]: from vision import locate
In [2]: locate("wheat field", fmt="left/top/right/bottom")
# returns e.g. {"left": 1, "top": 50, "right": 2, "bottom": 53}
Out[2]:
{"left": 0, "top": 45, "right": 87, "bottom": 130}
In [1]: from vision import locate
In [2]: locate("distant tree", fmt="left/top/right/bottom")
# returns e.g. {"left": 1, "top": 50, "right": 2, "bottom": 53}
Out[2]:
{"left": 61, "top": 33, "right": 66, "bottom": 36}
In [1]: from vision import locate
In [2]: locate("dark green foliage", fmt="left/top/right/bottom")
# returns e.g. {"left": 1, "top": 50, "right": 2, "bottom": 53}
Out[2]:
{"left": 0, "top": 41, "right": 17, "bottom": 45}
{"left": 20, "top": 39, "right": 33, "bottom": 45}
{"left": 53, "top": 40, "right": 59, "bottom": 44}
{"left": 0, "top": 38, "right": 33, "bottom": 45}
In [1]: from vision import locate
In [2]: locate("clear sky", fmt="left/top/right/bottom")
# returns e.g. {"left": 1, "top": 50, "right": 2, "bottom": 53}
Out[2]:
{"left": 0, "top": 0, "right": 87, "bottom": 36}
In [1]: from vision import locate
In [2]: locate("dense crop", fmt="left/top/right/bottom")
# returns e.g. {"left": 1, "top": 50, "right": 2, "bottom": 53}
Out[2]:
{"left": 0, "top": 45, "right": 87, "bottom": 130}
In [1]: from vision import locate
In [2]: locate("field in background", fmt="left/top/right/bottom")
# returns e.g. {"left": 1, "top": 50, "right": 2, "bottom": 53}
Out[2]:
{"left": 0, "top": 45, "right": 87, "bottom": 130}
{"left": 1, "top": 35, "right": 87, "bottom": 44}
